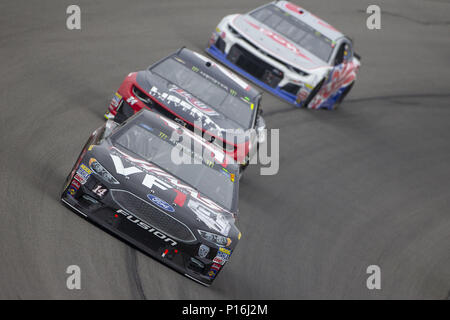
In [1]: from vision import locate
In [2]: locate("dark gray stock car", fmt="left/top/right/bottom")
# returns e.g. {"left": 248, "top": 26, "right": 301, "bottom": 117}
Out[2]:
{"left": 61, "top": 110, "right": 241, "bottom": 286}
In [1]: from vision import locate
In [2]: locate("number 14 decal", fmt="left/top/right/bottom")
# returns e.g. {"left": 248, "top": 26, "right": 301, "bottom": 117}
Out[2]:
{"left": 92, "top": 184, "right": 108, "bottom": 197}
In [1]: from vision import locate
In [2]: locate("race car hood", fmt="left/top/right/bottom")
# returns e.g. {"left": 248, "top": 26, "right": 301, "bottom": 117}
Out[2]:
{"left": 231, "top": 14, "right": 329, "bottom": 71}
{"left": 136, "top": 70, "right": 244, "bottom": 137}
{"left": 88, "top": 143, "right": 238, "bottom": 238}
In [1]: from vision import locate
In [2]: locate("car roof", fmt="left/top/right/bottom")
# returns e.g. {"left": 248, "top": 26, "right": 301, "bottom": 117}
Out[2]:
{"left": 271, "top": 1, "right": 345, "bottom": 42}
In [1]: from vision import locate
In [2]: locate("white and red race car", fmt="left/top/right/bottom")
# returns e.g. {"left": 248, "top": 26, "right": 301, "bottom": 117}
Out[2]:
{"left": 206, "top": 1, "right": 361, "bottom": 110}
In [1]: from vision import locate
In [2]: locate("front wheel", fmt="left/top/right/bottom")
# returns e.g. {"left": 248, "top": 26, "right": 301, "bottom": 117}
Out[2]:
{"left": 239, "top": 161, "right": 249, "bottom": 181}
{"left": 304, "top": 78, "right": 325, "bottom": 108}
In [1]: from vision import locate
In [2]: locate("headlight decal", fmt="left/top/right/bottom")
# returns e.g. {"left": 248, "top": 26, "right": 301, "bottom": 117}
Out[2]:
{"left": 188, "top": 199, "right": 231, "bottom": 236}
{"left": 198, "top": 229, "right": 231, "bottom": 247}
{"left": 89, "top": 158, "right": 120, "bottom": 185}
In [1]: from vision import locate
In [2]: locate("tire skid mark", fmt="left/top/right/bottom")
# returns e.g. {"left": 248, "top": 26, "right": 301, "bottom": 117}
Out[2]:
{"left": 126, "top": 247, "right": 147, "bottom": 300}
{"left": 346, "top": 93, "right": 450, "bottom": 104}
{"left": 264, "top": 93, "right": 450, "bottom": 117}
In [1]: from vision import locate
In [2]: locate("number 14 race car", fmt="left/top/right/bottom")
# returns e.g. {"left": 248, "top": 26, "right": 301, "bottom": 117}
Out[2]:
{"left": 61, "top": 110, "right": 241, "bottom": 286}
{"left": 206, "top": 1, "right": 361, "bottom": 110}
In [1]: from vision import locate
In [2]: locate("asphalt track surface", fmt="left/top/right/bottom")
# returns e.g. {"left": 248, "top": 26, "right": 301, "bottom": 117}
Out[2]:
{"left": 1, "top": 0, "right": 449, "bottom": 299}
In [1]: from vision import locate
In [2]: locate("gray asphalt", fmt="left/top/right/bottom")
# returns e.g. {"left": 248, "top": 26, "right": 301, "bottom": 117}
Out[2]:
{"left": 0, "top": 0, "right": 449, "bottom": 299}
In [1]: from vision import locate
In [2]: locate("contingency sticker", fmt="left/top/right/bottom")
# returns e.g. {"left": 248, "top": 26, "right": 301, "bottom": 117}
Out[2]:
{"left": 75, "top": 164, "right": 92, "bottom": 184}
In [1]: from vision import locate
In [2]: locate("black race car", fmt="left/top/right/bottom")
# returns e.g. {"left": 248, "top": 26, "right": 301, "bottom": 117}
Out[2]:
{"left": 61, "top": 109, "right": 241, "bottom": 286}
{"left": 105, "top": 47, "right": 266, "bottom": 167}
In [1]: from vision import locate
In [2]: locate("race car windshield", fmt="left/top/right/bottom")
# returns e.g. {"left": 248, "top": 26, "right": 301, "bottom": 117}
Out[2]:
{"left": 250, "top": 4, "right": 334, "bottom": 62}
{"left": 152, "top": 58, "right": 254, "bottom": 129}
{"left": 112, "top": 122, "right": 236, "bottom": 210}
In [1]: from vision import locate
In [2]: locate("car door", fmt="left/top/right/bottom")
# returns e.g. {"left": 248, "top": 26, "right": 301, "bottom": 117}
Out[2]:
{"left": 328, "top": 40, "right": 358, "bottom": 95}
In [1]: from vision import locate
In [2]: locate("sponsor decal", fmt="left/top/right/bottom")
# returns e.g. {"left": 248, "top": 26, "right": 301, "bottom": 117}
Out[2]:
{"left": 158, "top": 131, "right": 168, "bottom": 140}
{"left": 210, "top": 263, "right": 221, "bottom": 271}
{"left": 73, "top": 173, "right": 86, "bottom": 184}
{"left": 170, "top": 87, "right": 219, "bottom": 116}
{"left": 68, "top": 175, "right": 82, "bottom": 195}
{"left": 213, "top": 256, "right": 226, "bottom": 265}
{"left": 216, "top": 251, "right": 230, "bottom": 261}
{"left": 68, "top": 186, "right": 77, "bottom": 196}
{"left": 198, "top": 244, "right": 210, "bottom": 258}
{"left": 148, "top": 85, "right": 224, "bottom": 133}
{"left": 147, "top": 194, "right": 175, "bottom": 213}
{"left": 80, "top": 164, "right": 92, "bottom": 174}
{"left": 214, "top": 247, "right": 232, "bottom": 263}
{"left": 116, "top": 209, "right": 177, "bottom": 246}
{"left": 110, "top": 150, "right": 230, "bottom": 215}
{"left": 111, "top": 92, "right": 122, "bottom": 107}
{"left": 208, "top": 269, "right": 217, "bottom": 279}
{"left": 219, "top": 247, "right": 231, "bottom": 255}
{"left": 71, "top": 179, "right": 81, "bottom": 190}
{"left": 76, "top": 164, "right": 92, "bottom": 182}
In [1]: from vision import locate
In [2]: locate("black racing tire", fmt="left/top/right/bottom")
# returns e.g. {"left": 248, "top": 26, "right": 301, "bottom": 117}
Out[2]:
{"left": 239, "top": 162, "right": 249, "bottom": 181}
{"left": 304, "top": 78, "right": 325, "bottom": 108}
{"left": 336, "top": 81, "right": 355, "bottom": 105}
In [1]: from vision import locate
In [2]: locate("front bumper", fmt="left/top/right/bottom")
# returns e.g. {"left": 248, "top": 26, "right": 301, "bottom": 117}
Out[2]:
{"left": 206, "top": 43, "right": 301, "bottom": 107}
{"left": 61, "top": 170, "right": 232, "bottom": 286}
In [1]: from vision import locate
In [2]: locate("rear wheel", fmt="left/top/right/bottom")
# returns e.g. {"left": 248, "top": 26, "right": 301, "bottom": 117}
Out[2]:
{"left": 335, "top": 82, "right": 354, "bottom": 108}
